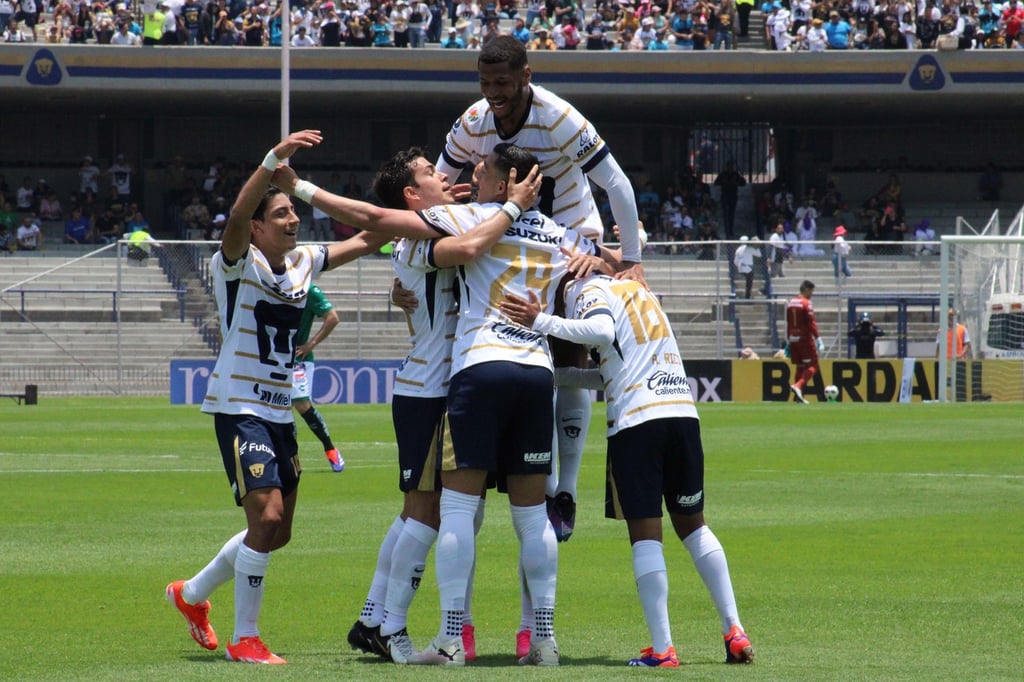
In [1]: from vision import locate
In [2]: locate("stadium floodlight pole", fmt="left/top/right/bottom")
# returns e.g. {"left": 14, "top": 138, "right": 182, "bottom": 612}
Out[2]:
{"left": 938, "top": 235, "right": 951, "bottom": 402}
{"left": 280, "top": 0, "right": 291, "bottom": 146}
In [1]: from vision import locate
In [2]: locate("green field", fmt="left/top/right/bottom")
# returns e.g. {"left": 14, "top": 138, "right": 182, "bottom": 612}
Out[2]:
{"left": 1, "top": 398, "right": 1021, "bottom": 681}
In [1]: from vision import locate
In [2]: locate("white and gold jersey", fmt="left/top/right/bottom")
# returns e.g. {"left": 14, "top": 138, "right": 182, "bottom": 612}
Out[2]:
{"left": 419, "top": 202, "right": 594, "bottom": 376}
{"left": 564, "top": 275, "right": 698, "bottom": 435}
{"left": 390, "top": 237, "right": 459, "bottom": 399}
{"left": 437, "top": 84, "right": 610, "bottom": 241}
{"left": 202, "top": 244, "right": 327, "bottom": 423}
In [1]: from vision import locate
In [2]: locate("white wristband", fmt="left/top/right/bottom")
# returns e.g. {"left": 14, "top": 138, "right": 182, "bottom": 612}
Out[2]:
{"left": 261, "top": 150, "right": 281, "bottom": 172}
{"left": 294, "top": 180, "right": 319, "bottom": 205}
{"left": 500, "top": 200, "right": 522, "bottom": 222}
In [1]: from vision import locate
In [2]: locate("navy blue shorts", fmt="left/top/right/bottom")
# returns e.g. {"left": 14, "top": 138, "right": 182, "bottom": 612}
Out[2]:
{"left": 446, "top": 361, "right": 554, "bottom": 476}
{"left": 214, "top": 413, "right": 300, "bottom": 506}
{"left": 605, "top": 417, "right": 705, "bottom": 520}
{"left": 392, "top": 394, "right": 445, "bottom": 493}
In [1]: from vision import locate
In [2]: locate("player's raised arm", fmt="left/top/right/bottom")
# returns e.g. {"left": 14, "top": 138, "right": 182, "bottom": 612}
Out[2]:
{"left": 223, "top": 130, "right": 322, "bottom": 262}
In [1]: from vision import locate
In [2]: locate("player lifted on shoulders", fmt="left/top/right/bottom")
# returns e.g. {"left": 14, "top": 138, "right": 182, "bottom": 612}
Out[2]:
{"left": 437, "top": 34, "right": 645, "bottom": 549}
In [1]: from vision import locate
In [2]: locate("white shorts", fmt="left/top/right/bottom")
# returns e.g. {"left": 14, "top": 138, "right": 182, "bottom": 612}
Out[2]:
{"left": 292, "top": 361, "right": 314, "bottom": 402}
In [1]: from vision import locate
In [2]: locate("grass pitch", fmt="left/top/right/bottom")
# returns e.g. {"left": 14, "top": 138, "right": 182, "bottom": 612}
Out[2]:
{"left": 0, "top": 398, "right": 1021, "bottom": 681}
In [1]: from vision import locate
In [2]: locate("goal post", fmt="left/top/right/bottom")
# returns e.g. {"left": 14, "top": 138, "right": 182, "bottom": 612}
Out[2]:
{"left": 939, "top": 228, "right": 1024, "bottom": 403}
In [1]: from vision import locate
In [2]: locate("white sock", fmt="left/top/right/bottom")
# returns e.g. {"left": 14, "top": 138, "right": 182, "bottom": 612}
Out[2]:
{"left": 633, "top": 539, "right": 672, "bottom": 653}
{"left": 233, "top": 542, "right": 270, "bottom": 641}
{"left": 464, "top": 498, "right": 486, "bottom": 627}
{"left": 511, "top": 502, "right": 557, "bottom": 633}
{"left": 554, "top": 387, "right": 590, "bottom": 499}
{"left": 436, "top": 488, "right": 479, "bottom": 639}
{"left": 362, "top": 516, "right": 404, "bottom": 627}
{"left": 381, "top": 518, "right": 437, "bottom": 636}
{"left": 683, "top": 525, "right": 741, "bottom": 633}
{"left": 184, "top": 529, "right": 245, "bottom": 604}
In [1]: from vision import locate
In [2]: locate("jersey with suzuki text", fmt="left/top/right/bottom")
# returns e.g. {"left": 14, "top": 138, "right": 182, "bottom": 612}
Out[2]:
{"left": 202, "top": 244, "right": 327, "bottom": 423}
{"left": 390, "top": 237, "right": 459, "bottom": 398}
{"left": 561, "top": 275, "right": 698, "bottom": 435}
{"left": 436, "top": 84, "right": 610, "bottom": 240}
{"left": 419, "top": 201, "right": 595, "bottom": 376}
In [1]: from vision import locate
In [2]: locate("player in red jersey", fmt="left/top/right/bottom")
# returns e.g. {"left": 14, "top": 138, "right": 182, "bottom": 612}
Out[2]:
{"left": 785, "top": 280, "right": 823, "bottom": 404}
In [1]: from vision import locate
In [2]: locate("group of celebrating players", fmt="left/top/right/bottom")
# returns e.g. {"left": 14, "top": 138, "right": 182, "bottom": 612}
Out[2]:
{"left": 164, "top": 35, "right": 754, "bottom": 669}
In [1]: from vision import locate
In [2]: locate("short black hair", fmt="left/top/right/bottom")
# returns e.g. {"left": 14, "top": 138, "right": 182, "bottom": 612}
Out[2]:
{"left": 479, "top": 35, "right": 528, "bottom": 71}
{"left": 252, "top": 188, "right": 285, "bottom": 221}
{"left": 372, "top": 147, "right": 428, "bottom": 210}
{"left": 491, "top": 143, "right": 538, "bottom": 184}
{"left": 800, "top": 279, "right": 815, "bottom": 292}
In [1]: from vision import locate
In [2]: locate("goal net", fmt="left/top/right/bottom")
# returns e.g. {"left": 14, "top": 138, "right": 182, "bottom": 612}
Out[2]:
{"left": 938, "top": 209, "right": 1024, "bottom": 402}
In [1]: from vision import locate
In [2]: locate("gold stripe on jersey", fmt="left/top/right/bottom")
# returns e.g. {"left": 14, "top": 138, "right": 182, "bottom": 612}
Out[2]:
{"left": 624, "top": 398, "right": 696, "bottom": 418}
{"left": 395, "top": 376, "right": 425, "bottom": 388}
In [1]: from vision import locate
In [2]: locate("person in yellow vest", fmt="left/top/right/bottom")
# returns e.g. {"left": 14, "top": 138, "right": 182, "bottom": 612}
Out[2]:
{"left": 126, "top": 228, "right": 159, "bottom": 262}
{"left": 143, "top": 2, "right": 166, "bottom": 45}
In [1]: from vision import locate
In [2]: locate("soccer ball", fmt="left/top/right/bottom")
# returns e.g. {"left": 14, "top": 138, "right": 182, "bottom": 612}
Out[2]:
{"left": 824, "top": 385, "right": 839, "bottom": 402}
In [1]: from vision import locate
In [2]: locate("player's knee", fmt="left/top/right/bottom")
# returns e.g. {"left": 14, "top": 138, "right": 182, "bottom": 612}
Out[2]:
{"left": 669, "top": 511, "right": 705, "bottom": 542}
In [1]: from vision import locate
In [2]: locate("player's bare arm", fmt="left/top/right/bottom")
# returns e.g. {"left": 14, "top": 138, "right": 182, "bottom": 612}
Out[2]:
{"left": 295, "top": 308, "right": 339, "bottom": 361}
{"left": 271, "top": 164, "right": 442, "bottom": 240}
{"left": 324, "top": 231, "right": 393, "bottom": 271}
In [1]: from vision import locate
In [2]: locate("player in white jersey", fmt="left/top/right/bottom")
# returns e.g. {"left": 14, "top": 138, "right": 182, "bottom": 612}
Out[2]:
{"left": 500, "top": 274, "right": 755, "bottom": 668}
{"left": 274, "top": 142, "right": 594, "bottom": 667}
{"left": 437, "top": 34, "right": 645, "bottom": 546}
{"left": 334, "top": 148, "right": 541, "bottom": 664}
{"left": 166, "top": 131, "right": 457, "bottom": 666}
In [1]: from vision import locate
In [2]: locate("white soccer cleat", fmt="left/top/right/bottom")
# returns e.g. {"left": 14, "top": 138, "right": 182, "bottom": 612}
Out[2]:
{"left": 385, "top": 628, "right": 417, "bottom": 664}
{"left": 409, "top": 635, "right": 465, "bottom": 666}
{"left": 518, "top": 636, "right": 560, "bottom": 666}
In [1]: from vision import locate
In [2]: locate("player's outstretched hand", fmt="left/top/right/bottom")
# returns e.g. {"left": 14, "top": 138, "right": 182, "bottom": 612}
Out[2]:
{"left": 390, "top": 277, "right": 419, "bottom": 313}
{"left": 506, "top": 165, "right": 541, "bottom": 214}
{"left": 272, "top": 130, "right": 323, "bottom": 163}
{"left": 499, "top": 290, "right": 542, "bottom": 328}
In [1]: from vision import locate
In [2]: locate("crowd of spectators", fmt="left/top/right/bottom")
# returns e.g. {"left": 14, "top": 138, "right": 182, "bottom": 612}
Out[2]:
{"left": 5, "top": 0, "right": 1022, "bottom": 49}
{"left": 765, "top": 0, "right": 1024, "bottom": 50}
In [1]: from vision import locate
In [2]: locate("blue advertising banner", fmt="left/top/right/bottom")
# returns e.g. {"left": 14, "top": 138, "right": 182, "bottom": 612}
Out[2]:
{"left": 170, "top": 359, "right": 403, "bottom": 405}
